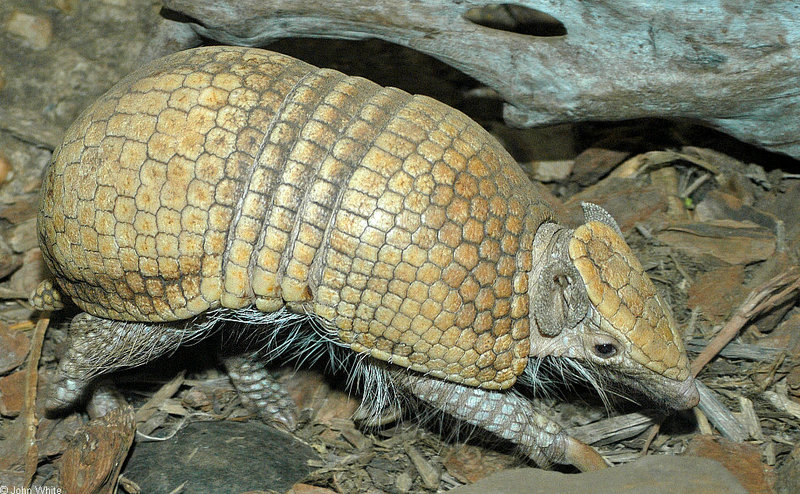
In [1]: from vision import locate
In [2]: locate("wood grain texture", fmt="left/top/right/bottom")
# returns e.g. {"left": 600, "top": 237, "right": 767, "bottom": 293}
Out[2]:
{"left": 156, "top": 0, "right": 800, "bottom": 159}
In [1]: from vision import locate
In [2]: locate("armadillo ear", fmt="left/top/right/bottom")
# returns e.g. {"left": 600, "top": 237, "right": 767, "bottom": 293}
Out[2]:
{"left": 532, "top": 259, "right": 589, "bottom": 336}
{"left": 581, "top": 202, "right": 622, "bottom": 236}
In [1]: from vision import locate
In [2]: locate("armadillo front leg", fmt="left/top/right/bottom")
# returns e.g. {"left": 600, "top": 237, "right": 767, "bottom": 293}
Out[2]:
{"left": 48, "top": 312, "right": 213, "bottom": 411}
{"left": 221, "top": 354, "right": 298, "bottom": 431}
{"left": 393, "top": 372, "right": 608, "bottom": 471}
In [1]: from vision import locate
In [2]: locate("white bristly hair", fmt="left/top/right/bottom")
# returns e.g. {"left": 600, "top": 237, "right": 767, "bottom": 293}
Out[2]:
{"left": 519, "top": 356, "right": 622, "bottom": 412}
{"left": 209, "top": 305, "right": 404, "bottom": 425}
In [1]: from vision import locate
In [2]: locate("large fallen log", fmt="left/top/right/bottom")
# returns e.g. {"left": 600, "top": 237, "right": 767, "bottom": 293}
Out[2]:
{"left": 154, "top": 0, "right": 800, "bottom": 159}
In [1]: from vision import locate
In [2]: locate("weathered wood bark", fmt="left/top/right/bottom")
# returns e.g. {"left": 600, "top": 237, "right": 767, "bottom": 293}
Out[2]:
{"left": 156, "top": 0, "right": 800, "bottom": 160}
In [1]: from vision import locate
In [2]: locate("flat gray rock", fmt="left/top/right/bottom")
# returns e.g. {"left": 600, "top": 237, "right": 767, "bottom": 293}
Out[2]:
{"left": 451, "top": 455, "right": 747, "bottom": 494}
{"left": 123, "top": 420, "right": 318, "bottom": 494}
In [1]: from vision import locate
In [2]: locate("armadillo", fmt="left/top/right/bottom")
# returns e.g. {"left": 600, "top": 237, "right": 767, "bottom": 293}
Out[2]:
{"left": 31, "top": 46, "right": 698, "bottom": 471}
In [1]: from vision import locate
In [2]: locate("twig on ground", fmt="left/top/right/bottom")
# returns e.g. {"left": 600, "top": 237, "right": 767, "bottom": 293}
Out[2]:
{"left": 691, "top": 268, "right": 800, "bottom": 377}
{"left": 640, "top": 419, "right": 662, "bottom": 456}
{"left": 23, "top": 316, "right": 49, "bottom": 486}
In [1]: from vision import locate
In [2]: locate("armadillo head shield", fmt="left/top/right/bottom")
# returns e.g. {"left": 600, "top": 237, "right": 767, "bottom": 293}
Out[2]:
{"left": 528, "top": 203, "right": 698, "bottom": 410}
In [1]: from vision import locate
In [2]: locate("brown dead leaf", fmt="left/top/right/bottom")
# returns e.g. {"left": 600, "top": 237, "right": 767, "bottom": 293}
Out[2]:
{"left": 756, "top": 181, "right": 800, "bottom": 253}
{"left": 743, "top": 254, "right": 799, "bottom": 335}
{"left": 0, "top": 369, "right": 25, "bottom": 417}
{"left": 570, "top": 147, "right": 630, "bottom": 186}
{"left": 757, "top": 309, "right": 800, "bottom": 356}
{"left": 0, "top": 417, "right": 26, "bottom": 470}
{"left": 696, "top": 190, "right": 780, "bottom": 232}
{"left": 650, "top": 167, "right": 689, "bottom": 220}
{"left": 776, "top": 443, "right": 800, "bottom": 494}
{"left": 0, "top": 152, "right": 11, "bottom": 185}
{"left": 564, "top": 178, "right": 669, "bottom": 231}
{"left": 0, "top": 322, "right": 30, "bottom": 373}
{"left": 281, "top": 370, "right": 360, "bottom": 425}
{"left": 0, "top": 242, "right": 21, "bottom": 280}
{"left": 0, "top": 196, "right": 38, "bottom": 224}
{"left": 688, "top": 266, "right": 746, "bottom": 324}
{"left": 134, "top": 371, "right": 185, "bottom": 425}
{"left": 610, "top": 149, "right": 720, "bottom": 179}
{"left": 685, "top": 435, "right": 774, "bottom": 494}
{"left": 181, "top": 386, "right": 213, "bottom": 411}
{"left": 443, "top": 444, "right": 518, "bottom": 484}
{"left": 681, "top": 146, "right": 746, "bottom": 172}
{"left": 286, "top": 484, "right": 337, "bottom": 494}
{"left": 60, "top": 407, "right": 136, "bottom": 494}
{"left": 36, "top": 414, "right": 85, "bottom": 459}
{"left": 7, "top": 219, "right": 39, "bottom": 253}
{"left": 657, "top": 220, "right": 776, "bottom": 265}
{"left": 787, "top": 366, "right": 800, "bottom": 399}
{"left": 7, "top": 248, "right": 47, "bottom": 296}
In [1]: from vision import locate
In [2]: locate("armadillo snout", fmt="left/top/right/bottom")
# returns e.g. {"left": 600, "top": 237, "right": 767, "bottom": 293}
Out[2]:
{"left": 569, "top": 221, "right": 691, "bottom": 382}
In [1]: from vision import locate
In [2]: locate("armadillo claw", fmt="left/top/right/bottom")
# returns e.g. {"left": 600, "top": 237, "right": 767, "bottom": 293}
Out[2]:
{"left": 263, "top": 404, "right": 299, "bottom": 432}
{"left": 564, "top": 436, "right": 609, "bottom": 471}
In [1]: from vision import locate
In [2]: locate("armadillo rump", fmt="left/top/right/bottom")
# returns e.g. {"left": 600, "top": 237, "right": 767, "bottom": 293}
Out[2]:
{"left": 31, "top": 46, "right": 699, "bottom": 471}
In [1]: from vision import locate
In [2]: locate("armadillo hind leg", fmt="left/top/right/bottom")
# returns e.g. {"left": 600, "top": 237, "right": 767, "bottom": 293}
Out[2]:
{"left": 392, "top": 372, "right": 608, "bottom": 471}
{"left": 47, "top": 312, "right": 215, "bottom": 412}
{"left": 222, "top": 354, "right": 299, "bottom": 431}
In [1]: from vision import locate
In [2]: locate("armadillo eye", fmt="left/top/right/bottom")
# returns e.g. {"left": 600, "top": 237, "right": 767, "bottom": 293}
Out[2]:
{"left": 594, "top": 343, "right": 618, "bottom": 358}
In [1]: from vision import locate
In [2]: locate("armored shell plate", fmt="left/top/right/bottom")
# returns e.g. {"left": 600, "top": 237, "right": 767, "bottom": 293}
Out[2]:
{"left": 38, "top": 46, "right": 556, "bottom": 390}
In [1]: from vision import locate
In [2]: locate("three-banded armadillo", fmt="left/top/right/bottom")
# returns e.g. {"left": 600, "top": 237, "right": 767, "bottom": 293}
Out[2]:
{"left": 31, "top": 46, "right": 698, "bottom": 471}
